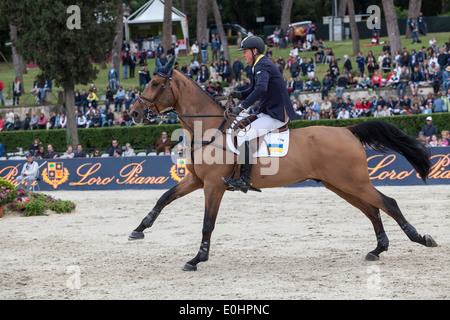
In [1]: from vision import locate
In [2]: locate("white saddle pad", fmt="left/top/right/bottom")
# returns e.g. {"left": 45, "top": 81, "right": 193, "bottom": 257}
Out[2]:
{"left": 226, "top": 128, "right": 290, "bottom": 158}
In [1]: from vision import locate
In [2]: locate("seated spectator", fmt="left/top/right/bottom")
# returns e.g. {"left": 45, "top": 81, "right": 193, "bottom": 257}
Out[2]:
{"left": 80, "top": 89, "right": 88, "bottom": 113}
{"left": 74, "top": 144, "right": 87, "bottom": 158}
{"left": 105, "top": 86, "right": 114, "bottom": 111}
{"left": 359, "top": 73, "right": 371, "bottom": 89}
{"left": 92, "top": 149, "right": 101, "bottom": 157}
{"left": 113, "top": 148, "right": 123, "bottom": 157}
{"left": 22, "top": 113, "right": 31, "bottom": 130}
{"left": 410, "top": 65, "right": 423, "bottom": 95}
{"left": 85, "top": 110, "right": 95, "bottom": 128}
{"left": 93, "top": 109, "right": 103, "bottom": 128}
{"left": 337, "top": 106, "right": 350, "bottom": 119}
{"left": 13, "top": 114, "right": 22, "bottom": 131}
{"left": 122, "top": 143, "right": 136, "bottom": 157}
{"left": 103, "top": 108, "right": 114, "bottom": 127}
{"left": 86, "top": 90, "right": 99, "bottom": 109}
{"left": 35, "top": 145, "right": 45, "bottom": 159}
{"left": 433, "top": 92, "right": 446, "bottom": 113}
{"left": 335, "top": 73, "right": 347, "bottom": 98}
{"left": 155, "top": 131, "right": 174, "bottom": 155}
{"left": 76, "top": 110, "right": 87, "bottom": 128}
{"left": 29, "top": 112, "right": 38, "bottom": 130}
{"left": 311, "top": 76, "right": 321, "bottom": 92}
{"left": 347, "top": 73, "right": 357, "bottom": 89}
{"left": 15, "top": 153, "right": 39, "bottom": 189}
{"left": 115, "top": 86, "right": 126, "bottom": 112}
{"left": 124, "top": 87, "right": 135, "bottom": 111}
{"left": 43, "top": 144, "right": 59, "bottom": 159}
{"left": 48, "top": 112, "right": 57, "bottom": 129}
{"left": 74, "top": 89, "right": 83, "bottom": 110}
{"left": 205, "top": 82, "right": 219, "bottom": 98}
{"left": 108, "top": 139, "right": 121, "bottom": 156}
{"left": 349, "top": 105, "right": 362, "bottom": 118}
{"left": 321, "top": 73, "right": 333, "bottom": 99}
{"left": 386, "top": 70, "right": 399, "bottom": 87}
{"left": 371, "top": 32, "right": 379, "bottom": 44}
{"left": 59, "top": 113, "right": 67, "bottom": 129}
{"left": 60, "top": 145, "right": 75, "bottom": 159}
{"left": 371, "top": 70, "right": 383, "bottom": 88}
{"left": 121, "top": 110, "right": 133, "bottom": 127}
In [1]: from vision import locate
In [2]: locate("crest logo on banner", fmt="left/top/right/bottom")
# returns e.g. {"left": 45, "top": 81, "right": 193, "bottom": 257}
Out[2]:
{"left": 170, "top": 158, "right": 189, "bottom": 182}
{"left": 42, "top": 162, "right": 69, "bottom": 189}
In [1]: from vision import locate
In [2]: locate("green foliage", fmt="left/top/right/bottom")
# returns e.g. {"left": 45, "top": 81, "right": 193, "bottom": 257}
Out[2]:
{"left": 9, "top": 189, "right": 76, "bottom": 216}
{"left": 1, "top": 113, "right": 449, "bottom": 152}
{"left": 3, "top": 0, "right": 119, "bottom": 88}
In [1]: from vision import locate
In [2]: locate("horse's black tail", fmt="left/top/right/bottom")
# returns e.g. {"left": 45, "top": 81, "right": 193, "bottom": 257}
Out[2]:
{"left": 347, "top": 120, "right": 431, "bottom": 182}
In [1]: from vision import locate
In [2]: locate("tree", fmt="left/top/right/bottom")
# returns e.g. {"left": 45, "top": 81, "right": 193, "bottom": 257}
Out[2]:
{"left": 2, "top": 0, "right": 118, "bottom": 146}
{"left": 111, "top": 0, "right": 123, "bottom": 81}
{"left": 210, "top": 0, "right": 230, "bottom": 62}
{"left": 382, "top": 0, "right": 402, "bottom": 56}
{"left": 196, "top": 0, "right": 208, "bottom": 43}
{"left": 280, "top": 0, "right": 294, "bottom": 43}
{"left": 405, "top": 0, "right": 422, "bottom": 39}
{"left": 163, "top": 0, "right": 173, "bottom": 54}
{"left": 347, "top": 0, "right": 360, "bottom": 56}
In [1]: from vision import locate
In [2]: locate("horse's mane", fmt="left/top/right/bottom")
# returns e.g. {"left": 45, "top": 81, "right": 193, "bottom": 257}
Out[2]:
{"left": 173, "top": 69, "right": 225, "bottom": 109}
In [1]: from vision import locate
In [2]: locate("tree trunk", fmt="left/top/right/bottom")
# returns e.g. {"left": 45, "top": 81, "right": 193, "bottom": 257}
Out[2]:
{"left": 111, "top": 1, "right": 123, "bottom": 81}
{"left": 163, "top": 0, "right": 173, "bottom": 55}
{"left": 338, "top": 0, "right": 347, "bottom": 17}
{"left": 405, "top": 0, "right": 422, "bottom": 38}
{"left": 9, "top": 24, "right": 25, "bottom": 90}
{"left": 210, "top": 0, "right": 230, "bottom": 62}
{"left": 442, "top": 0, "right": 446, "bottom": 15}
{"left": 347, "top": 0, "right": 359, "bottom": 56}
{"left": 280, "top": 0, "right": 293, "bottom": 39}
{"left": 64, "top": 83, "right": 79, "bottom": 147}
{"left": 196, "top": 0, "right": 208, "bottom": 42}
{"left": 382, "top": 0, "right": 402, "bottom": 56}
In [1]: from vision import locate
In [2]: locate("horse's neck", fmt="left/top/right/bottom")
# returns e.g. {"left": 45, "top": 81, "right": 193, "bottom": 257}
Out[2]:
{"left": 173, "top": 71, "right": 225, "bottom": 130}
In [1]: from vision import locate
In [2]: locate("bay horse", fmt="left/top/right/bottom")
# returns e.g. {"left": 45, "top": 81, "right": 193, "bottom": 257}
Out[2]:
{"left": 128, "top": 57, "right": 437, "bottom": 271}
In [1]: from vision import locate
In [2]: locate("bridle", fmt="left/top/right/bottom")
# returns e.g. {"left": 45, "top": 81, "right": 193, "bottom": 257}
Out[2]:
{"left": 136, "top": 70, "right": 175, "bottom": 123}
{"left": 135, "top": 69, "right": 238, "bottom": 153}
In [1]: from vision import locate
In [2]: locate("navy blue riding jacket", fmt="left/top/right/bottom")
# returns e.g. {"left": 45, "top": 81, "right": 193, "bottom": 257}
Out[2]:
{"left": 239, "top": 55, "right": 296, "bottom": 123}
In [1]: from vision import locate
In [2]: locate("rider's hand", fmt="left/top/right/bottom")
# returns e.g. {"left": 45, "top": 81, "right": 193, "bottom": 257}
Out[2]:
{"left": 229, "top": 90, "right": 242, "bottom": 99}
{"left": 232, "top": 104, "right": 244, "bottom": 115}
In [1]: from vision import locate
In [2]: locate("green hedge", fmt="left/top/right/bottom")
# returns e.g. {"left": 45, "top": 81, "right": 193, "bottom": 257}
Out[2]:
{"left": 1, "top": 113, "right": 449, "bottom": 152}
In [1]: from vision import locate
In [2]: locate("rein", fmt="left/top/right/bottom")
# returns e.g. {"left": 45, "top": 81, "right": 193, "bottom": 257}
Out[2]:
{"left": 137, "top": 71, "right": 236, "bottom": 152}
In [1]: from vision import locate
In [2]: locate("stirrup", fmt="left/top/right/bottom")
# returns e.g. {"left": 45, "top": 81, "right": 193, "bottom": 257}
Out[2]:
{"left": 222, "top": 176, "right": 250, "bottom": 193}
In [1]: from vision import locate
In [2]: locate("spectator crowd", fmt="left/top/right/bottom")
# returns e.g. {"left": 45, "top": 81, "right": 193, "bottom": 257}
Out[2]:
{"left": 1, "top": 14, "right": 449, "bottom": 149}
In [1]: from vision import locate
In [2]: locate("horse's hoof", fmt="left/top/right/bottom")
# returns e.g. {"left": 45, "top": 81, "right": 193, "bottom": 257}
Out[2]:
{"left": 182, "top": 263, "right": 197, "bottom": 271}
{"left": 365, "top": 252, "right": 380, "bottom": 261}
{"left": 128, "top": 231, "right": 144, "bottom": 241}
{"left": 424, "top": 235, "right": 438, "bottom": 247}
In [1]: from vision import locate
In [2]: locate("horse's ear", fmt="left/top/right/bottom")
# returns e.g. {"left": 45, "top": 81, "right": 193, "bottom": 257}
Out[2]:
{"left": 166, "top": 55, "right": 176, "bottom": 70}
{"left": 155, "top": 57, "right": 162, "bottom": 69}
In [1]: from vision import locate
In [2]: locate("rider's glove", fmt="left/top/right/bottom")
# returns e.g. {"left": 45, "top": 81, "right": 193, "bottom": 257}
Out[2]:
{"left": 229, "top": 90, "right": 243, "bottom": 99}
{"left": 232, "top": 104, "right": 245, "bottom": 115}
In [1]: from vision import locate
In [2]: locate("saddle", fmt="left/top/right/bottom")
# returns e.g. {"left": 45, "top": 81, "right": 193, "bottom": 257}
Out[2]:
{"left": 226, "top": 114, "right": 290, "bottom": 158}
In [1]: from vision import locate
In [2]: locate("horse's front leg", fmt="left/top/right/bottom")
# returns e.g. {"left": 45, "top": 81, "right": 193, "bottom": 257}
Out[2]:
{"left": 182, "top": 181, "right": 227, "bottom": 271}
{"left": 128, "top": 173, "right": 203, "bottom": 240}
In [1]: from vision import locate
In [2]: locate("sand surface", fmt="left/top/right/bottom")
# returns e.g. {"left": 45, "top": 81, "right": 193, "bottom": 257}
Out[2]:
{"left": 1, "top": 185, "right": 449, "bottom": 300}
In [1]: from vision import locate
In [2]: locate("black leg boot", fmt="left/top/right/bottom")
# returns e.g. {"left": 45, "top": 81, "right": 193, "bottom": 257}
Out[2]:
{"left": 222, "top": 141, "right": 252, "bottom": 193}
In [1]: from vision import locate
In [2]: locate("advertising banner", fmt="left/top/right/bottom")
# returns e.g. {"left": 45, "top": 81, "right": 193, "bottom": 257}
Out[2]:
{"left": 1, "top": 148, "right": 449, "bottom": 191}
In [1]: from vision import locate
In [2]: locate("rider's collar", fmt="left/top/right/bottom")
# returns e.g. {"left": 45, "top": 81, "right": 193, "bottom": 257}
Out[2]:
{"left": 253, "top": 54, "right": 264, "bottom": 67}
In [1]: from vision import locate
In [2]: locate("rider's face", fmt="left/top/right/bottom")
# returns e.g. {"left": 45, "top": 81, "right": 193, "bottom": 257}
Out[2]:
{"left": 242, "top": 48, "right": 256, "bottom": 65}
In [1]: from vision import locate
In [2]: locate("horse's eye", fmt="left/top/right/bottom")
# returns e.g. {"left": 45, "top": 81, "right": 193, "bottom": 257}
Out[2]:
{"left": 152, "top": 82, "right": 159, "bottom": 87}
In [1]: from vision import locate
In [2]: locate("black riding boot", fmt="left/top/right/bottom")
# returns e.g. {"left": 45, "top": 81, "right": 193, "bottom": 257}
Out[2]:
{"left": 222, "top": 141, "right": 252, "bottom": 193}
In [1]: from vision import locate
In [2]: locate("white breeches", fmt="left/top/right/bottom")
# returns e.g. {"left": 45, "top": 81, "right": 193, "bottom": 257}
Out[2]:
{"left": 236, "top": 113, "right": 287, "bottom": 147}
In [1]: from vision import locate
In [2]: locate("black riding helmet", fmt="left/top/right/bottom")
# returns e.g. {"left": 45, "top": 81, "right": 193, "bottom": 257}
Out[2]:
{"left": 238, "top": 36, "right": 265, "bottom": 54}
{"left": 238, "top": 36, "right": 265, "bottom": 67}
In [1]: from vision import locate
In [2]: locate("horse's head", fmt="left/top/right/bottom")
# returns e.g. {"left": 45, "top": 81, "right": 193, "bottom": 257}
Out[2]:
{"left": 131, "top": 56, "right": 177, "bottom": 124}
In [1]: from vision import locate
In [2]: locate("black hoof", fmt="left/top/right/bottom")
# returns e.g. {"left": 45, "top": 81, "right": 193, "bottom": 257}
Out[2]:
{"left": 365, "top": 252, "right": 380, "bottom": 261}
{"left": 128, "top": 231, "right": 144, "bottom": 241}
{"left": 424, "top": 235, "right": 438, "bottom": 247}
{"left": 182, "top": 263, "right": 197, "bottom": 271}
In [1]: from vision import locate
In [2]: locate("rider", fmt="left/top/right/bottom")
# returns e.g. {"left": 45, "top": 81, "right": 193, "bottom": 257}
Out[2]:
{"left": 222, "top": 36, "right": 297, "bottom": 193}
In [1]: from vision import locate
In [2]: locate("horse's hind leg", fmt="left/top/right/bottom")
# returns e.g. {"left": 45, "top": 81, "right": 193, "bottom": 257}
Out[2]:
{"left": 128, "top": 173, "right": 203, "bottom": 240}
{"left": 330, "top": 179, "right": 438, "bottom": 257}
{"left": 376, "top": 190, "right": 438, "bottom": 248}
{"left": 322, "top": 182, "right": 389, "bottom": 261}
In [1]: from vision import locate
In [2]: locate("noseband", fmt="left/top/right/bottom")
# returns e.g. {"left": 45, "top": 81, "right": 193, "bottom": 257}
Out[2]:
{"left": 137, "top": 70, "right": 174, "bottom": 122}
